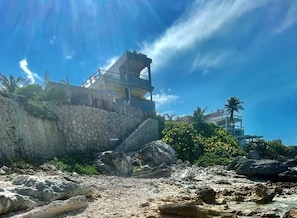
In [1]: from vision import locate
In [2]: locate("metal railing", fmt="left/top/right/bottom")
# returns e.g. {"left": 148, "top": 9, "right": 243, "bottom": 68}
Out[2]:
{"left": 81, "top": 68, "right": 150, "bottom": 88}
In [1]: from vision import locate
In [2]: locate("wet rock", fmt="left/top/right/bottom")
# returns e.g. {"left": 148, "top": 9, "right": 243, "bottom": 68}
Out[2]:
{"left": 196, "top": 186, "right": 216, "bottom": 204}
{"left": 283, "top": 209, "right": 297, "bottom": 218}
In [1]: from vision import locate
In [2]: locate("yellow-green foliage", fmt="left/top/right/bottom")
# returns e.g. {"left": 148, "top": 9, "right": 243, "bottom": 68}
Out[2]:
{"left": 204, "top": 128, "right": 242, "bottom": 156}
{"left": 162, "top": 122, "right": 203, "bottom": 162}
{"left": 162, "top": 121, "right": 244, "bottom": 166}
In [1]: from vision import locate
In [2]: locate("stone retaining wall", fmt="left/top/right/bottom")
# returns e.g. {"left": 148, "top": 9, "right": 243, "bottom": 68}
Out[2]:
{"left": 0, "top": 95, "right": 158, "bottom": 163}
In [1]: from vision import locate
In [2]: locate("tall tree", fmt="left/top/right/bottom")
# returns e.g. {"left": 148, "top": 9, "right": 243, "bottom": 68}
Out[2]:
{"left": 224, "top": 96, "right": 244, "bottom": 125}
{"left": 0, "top": 73, "right": 27, "bottom": 93}
{"left": 193, "top": 106, "right": 208, "bottom": 124}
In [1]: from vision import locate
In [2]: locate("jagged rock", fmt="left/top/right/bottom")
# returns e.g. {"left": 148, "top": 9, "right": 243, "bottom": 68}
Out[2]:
{"left": 138, "top": 140, "right": 177, "bottom": 167}
{"left": 0, "top": 175, "right": 91, "bottom": 216}
{"left": 96, "top": 151, "right": 133, "bottom": 176}
{"left": 283, "top": 209, "right": 297, "bottom": 218}
{"left": 196, "top": 186, "right": 216, "bottom": 204}
{"left": 11, "top": 195, "right": 88, "bottom": 218}
{"left": 228, "top": 157, "right": 287, "bottom": 177}
{"left": 11, "top": 175, "right": 92, "bottom": 202}
{"left": 252, "top": 184, "right": 275, "bottom": 204}
{"left": 0, "top": 190, "right": 37, "bottom": 215}
{"left": 158, "top": 203, "right": 236, "bottom": 218}
{"left": 111, "top": 151, "right": 133, "bottom": 176}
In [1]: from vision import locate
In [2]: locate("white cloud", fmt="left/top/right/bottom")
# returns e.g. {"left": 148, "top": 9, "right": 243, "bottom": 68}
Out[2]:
{"left": 152, "top": 90, "right": 179, "bottom": 110}
{"left": 140, "top": 0, "right": 267, "bottom": 72}
{"left": 19, "top": 59, "right": 41, "bottom": 84}
{"left": 99, "top": 56, "right": 118, "bottom": 72}
{"left": 66, "top": 55, "right": 73, "bottom": 59}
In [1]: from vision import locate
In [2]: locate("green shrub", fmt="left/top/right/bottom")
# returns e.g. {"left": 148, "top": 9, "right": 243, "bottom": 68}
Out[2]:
{"left": 41, "top": 84, "right": 67, "bottom": 102}
{"left": 162, "top": 122, "right": 203, "bottom": 163}
{"left": 194, "top": 151, "right": 234, "bottom": 167}
{"left": 54, "top": 154, "right": 99, "bottom": 175}
{"left": 243, "top": 140, "right": 289, "bottom": 161}
{"left": 16, "top": 84, "right": 43, "bottom": 101}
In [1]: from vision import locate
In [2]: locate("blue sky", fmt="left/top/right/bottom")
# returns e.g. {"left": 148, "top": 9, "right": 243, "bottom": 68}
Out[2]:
{"left": 0, "top": 0, "right": 296, "bottom": 145}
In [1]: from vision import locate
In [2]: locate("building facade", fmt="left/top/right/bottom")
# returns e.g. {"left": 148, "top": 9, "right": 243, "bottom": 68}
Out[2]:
{"left": 82, "top": 51, "right": 155, "bottom": 114}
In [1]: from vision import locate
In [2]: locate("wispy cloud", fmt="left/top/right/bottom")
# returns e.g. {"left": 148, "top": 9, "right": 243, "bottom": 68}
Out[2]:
{"left": 99, "top": 56, "right": 118, "bottom": 72}
{"left": 66, "top": 55, "right": 73, "bottom": 60}
{"left": 19, "top": 59, "right": 41, "bottom": 84}
{"left": 140, "top": 0, "right": 267, "bottom": 72}
{"left": 275, "top": 2, "right": 297, "bottom": 33}
{"left": 152, "top": 89, "right": 179, "bottom": 111}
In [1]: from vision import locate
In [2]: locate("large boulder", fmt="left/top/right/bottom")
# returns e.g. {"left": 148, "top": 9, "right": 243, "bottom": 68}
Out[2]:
{"left": 138, "top": 140, "right": 177, "bottom": 167}
{"left": 228, "top": 157, "right": 288, "bottom": 177}
{"left": 96, "top": 151, "right": 133, "bottom": 176}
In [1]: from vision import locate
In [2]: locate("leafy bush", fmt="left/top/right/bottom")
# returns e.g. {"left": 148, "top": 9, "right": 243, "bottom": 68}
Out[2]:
{"left": 16, "top": 84, "right": 43, "bottom": 101}
{"left": 41, "top": 84, "right": 67, "bottom": 102}
{"left": 162, "top": 121, "right": 244, "bottom": 166}
{"left": 243, "top": 140, "right": 289, "bottom": 161}
{"left": 54, "top": 154, "right": 99, "bottom": 175}
{"left": 194, "top": 150, "right": 233, "bottom": 167}
{"left": 162, "top": 122, "right": 203, "bottom": 163}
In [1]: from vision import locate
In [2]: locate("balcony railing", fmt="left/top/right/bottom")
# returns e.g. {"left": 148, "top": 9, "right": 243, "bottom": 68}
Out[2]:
{"left": 81, "top": 69, "right": 151, "bottom": 89}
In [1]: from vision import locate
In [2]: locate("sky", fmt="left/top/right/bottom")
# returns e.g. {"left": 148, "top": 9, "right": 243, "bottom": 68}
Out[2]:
{"left": 0, "top": 0, "right": 296, "bottom": 145}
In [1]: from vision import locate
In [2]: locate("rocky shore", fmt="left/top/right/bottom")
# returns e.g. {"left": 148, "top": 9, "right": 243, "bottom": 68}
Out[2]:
{"left": 1, "top": 141, "right": 297, "bottom": 217}
{"left": 1, "top": 161, "right": 297, "bottom": 218}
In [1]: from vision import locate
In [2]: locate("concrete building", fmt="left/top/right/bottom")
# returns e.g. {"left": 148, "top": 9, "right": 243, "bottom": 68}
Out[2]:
{"left": 81, "top": 51, "right": 155, "bottom": 114}
{"left": 205, "top": 109, "right": 262, "bottom": 145}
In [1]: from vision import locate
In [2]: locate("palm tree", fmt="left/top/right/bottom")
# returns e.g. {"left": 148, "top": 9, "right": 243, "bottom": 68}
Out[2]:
{"left": 164, "top": 113, "right": 175, "bottom": 121}
{"left": 224, "top": 96, "right": 244, "bottom": 125}
{"left": 193, "top": 106, "right": 208, "bottom": 124}
{"left": 0, "top": 73, "right": 27, "bottom": 93}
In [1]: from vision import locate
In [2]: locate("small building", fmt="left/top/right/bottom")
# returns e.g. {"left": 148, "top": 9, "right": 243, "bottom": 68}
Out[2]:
{"left": 81, "top": 51, "right": 155, "bottom": 114}
{"left": 205, "top": 109, "right": 262, "bottom": 145}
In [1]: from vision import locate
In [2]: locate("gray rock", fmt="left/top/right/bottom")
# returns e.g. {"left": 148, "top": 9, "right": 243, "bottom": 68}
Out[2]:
{"left": 228, "top": 157, "right": 288, "bottom": 177}
{"left": 0, "top": 191, "right": 37, "bottom": 215}
{"left": 111, "top": 151, "right": 133, "bottom": 177}
{"left": 196, "top": 186, "right": 216, "bottom": 204}
{"left": 138, "top": 140, "right": 177, "bottom": 167}
{"left": 11, "top": 195, "right": 88, "bottom": 218}
{"left": 0, "top": 175, "right": 91, "bottom": 216}
{"left": 11, "top": 175, "right": 92, "bottom": 202}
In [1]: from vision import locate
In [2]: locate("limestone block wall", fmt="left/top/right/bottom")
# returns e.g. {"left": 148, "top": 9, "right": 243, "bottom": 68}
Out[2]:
{"left": 115, "top": 118, "right": 159, "bottom": 152}
{"left": 0, "top": 96, "right": 65, "bottom": 163}
{"left": 49, "top": 105, "right": 145, "bottom": 153}
{"left": 0, "top": 94, "right": 157, "bottom": 163}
